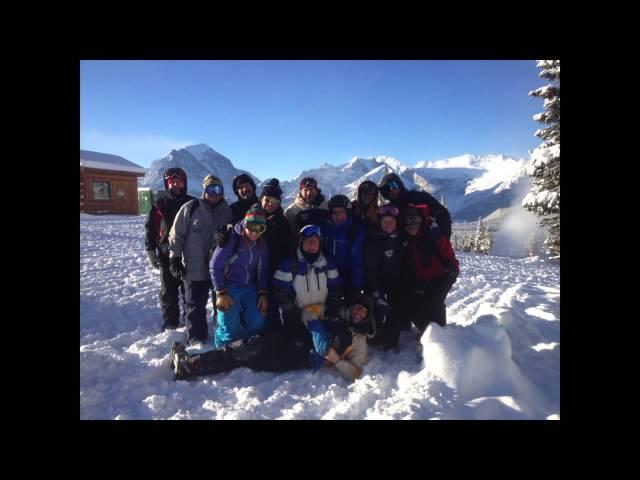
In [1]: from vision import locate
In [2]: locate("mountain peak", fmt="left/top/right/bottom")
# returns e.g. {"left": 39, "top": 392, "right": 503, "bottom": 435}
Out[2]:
{"left": 184, "top": 143, "right": 215, "bottom": 159}
{"left": 139, "top": 145, "right": 259, "bottom": 199}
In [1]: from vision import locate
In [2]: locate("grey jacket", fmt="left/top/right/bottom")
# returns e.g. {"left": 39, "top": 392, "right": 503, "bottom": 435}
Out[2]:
{"left": 169, "top": 198, "right": 233, "bottom": 281}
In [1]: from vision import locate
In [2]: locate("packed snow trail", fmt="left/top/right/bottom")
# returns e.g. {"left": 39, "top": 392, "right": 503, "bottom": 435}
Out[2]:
{"left": 81, "top": 215, "right": 559, "bottom": 419}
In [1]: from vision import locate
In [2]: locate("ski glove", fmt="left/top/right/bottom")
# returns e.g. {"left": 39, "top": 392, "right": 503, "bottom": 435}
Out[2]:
{"left": 170, "top": 257, "right": 186, "bottom": 281}
{"left": 216, "top": 290, "right": 234, "bottom": 312}
{"left": 146, "top": 250, "right": 160, "bottom": 269}
{"left": 257, "top": 291, "right": 269, "bottom": 316}
{"left": 302, "top": 304, "right": 323, "bottom": 323}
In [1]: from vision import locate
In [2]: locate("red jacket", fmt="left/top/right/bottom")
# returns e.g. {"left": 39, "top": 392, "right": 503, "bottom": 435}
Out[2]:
{"left": 407, "top": 204, "right": 459, "bottom": 284}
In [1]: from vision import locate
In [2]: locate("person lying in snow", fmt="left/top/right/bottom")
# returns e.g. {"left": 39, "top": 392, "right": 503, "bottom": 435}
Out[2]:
{"left": 169, "top": 294, "right": 371, "bottom": 382}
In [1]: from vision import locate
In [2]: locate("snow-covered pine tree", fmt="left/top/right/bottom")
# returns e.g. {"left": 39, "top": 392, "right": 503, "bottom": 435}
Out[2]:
{"left": 472, "top": 217, "right": 493, "bottom": 255}
{"left": 478, "top": 229, "right": 493, "bottom": 255}
{"left": 440, "top": 195, "right": 448, "bottom": 208}
{"left": 451, "top": 233, "right": 458, "bottom": 251}
{"left": 522, "top": 59, "right": 560, "bottom": 261}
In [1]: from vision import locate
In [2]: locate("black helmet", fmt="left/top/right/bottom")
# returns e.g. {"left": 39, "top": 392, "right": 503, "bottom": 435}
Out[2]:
{"left": 163, "top": 167, "right": 187, "bottom": 191}
{"left": 328, "top": 194, "right": 351, "bottom": 212}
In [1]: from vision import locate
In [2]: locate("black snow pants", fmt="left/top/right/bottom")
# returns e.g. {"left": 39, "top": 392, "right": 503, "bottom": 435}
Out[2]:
{"left": 368, "top": 289, "right": 410, "bottom": 350}
{"left": 158, "top": 250, "right": 185, "bottom": 329}
{"left": 192, "top": 329, "right": 313, "bottom": 376}
{"left": 407, "top": 276, "right": 455, "bottom": 336}
{"left": 183, "top": 279, "right": 212, "bottom": 343}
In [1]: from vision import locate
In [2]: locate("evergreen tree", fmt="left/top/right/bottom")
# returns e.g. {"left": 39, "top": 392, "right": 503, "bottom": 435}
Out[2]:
{"left": 472, "top": 217, "right": 493, "bottom": 255}
{"left": 440, "top": 195, "right": 448, "bottom": 208}
{"left": 522, "top": 60, "right": 560, "bottom": 261}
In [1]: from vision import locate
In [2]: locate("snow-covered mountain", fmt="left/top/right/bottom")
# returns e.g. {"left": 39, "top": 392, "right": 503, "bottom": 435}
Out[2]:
{"left": 140, "top": 144, "right": 527, "bottom": 222}
{"left": 139, "top": 144, "right": 260, "bottom": 201}
{"left": 273, "top": 154, "right": 528, "bottom": 222}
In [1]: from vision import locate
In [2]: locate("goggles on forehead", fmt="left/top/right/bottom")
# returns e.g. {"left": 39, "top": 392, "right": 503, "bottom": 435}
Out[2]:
{"left": 300, "top": 224, "right": 321, "bottom": 238}
{"left": 165, "top": 169, "right": 186, "bottom": 180}
{"left": 246, "top": 223, "right": 266, "bottom": 234}
{"left": 378, "top": 204, "right": 399, "bottom": 218}
{"left": 205, "top": 184, "right": 223, "bottom": 196}
{"left": 386, "top": 180, "right": 401, "bottom": 190}
{"left": 301, "top": 179, "right": 317, "bottom": 189}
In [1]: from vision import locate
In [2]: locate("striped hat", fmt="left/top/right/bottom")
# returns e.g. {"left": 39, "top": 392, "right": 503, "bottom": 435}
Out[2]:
{"left": 244, "top": 203, "right": 267, "bottom": 226}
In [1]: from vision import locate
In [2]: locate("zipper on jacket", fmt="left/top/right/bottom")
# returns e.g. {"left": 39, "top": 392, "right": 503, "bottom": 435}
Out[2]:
{"left": 247, "top": 240, "right": 253, "bottom": 285}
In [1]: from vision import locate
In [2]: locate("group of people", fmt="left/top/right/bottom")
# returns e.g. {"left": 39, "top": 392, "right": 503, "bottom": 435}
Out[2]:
{"left": 144, "top": 167, "right": 459, "bottom": 383}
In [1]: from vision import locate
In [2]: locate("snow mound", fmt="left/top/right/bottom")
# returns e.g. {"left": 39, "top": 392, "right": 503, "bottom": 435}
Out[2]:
{"left": 419, "top": 315, "right": 553, "bottom": 419}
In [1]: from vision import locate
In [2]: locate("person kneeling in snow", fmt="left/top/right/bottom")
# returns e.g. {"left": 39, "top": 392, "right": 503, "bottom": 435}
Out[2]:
{"left": 209, "top": 204, "right": 270, "bottom": 348}
{"left": 169, "top": 295, "right": 370, "bottom": 382}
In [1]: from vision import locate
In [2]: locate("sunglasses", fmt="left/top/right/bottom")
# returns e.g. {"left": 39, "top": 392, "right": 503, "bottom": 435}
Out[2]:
{"left": 263, "top": 197, "right": 281, "bottom": 206}
{"left": 246, "top": 223, "right": 266, "bottom": 234}
{"left": 205, "top": 184, "right": 223, "bottom": 195}
{"left": 378, "top": 204, "right": 399, "bottom": 218}
{"left": 403, "top": 215, "right": 423, "bottom": 226}
{"left": 300, "top": 224, "right": 321, "bottom": 238}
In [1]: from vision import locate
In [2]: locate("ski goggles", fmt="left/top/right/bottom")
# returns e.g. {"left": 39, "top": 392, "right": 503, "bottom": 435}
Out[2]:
{"left": 300, "top": 224, "right": 321, "bottom": 238}
{"left": 204, "top": 184, "right": 223, "bottom": 196}
{"left": 402, "top": 214, "right": 423, "bottom": 226}
{"left": 246, "top": 223, "right": 266, "bottom": 235}
{"left": 378, "top": 204, "right": 399, "bottom": 218}
{"left": 385, "top": 180, "right": 401, "bottom": 191}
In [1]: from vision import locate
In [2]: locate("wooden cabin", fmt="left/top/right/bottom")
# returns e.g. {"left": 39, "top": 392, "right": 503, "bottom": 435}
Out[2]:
{"left": 80, "top": 150, "right": 147, "bottom": 215}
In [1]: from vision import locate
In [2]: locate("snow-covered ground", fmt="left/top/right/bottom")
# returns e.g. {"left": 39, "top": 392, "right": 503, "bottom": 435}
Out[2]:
{"left": 80, "top": 214, "right": 560, "bottom": 420}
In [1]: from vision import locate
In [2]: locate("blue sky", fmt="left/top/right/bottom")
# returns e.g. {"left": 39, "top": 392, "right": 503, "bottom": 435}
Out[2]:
{"left": 80, "top": 60, "right": 544, "bottom": 181}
